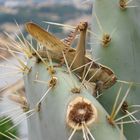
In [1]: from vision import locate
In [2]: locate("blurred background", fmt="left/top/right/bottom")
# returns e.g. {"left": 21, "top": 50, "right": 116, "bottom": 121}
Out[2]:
{"left": 0, "top": 0, "right": 92, "bottom": 37}
{"left": 0, "top": 0, "right": 92, "bottom": 140}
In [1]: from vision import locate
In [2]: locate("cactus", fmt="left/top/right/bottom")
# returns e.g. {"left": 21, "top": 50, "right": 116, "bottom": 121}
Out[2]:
{"left": 91, "top": 0, "right": 140, "bottom": 140}
{"left": 0, "top": 116, "right": 19, "bottom": 140}
{"left": 1, "top": 2, "right": 140, "bottom": 138}
{"left": 23, "top": 57, "right": 125, "bottom": 140}
{"left": 0, "top": 18, "right": 131, "bottom": 139}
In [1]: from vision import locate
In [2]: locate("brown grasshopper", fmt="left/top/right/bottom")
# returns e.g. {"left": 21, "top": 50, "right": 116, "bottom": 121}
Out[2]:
{"left": 25, "top": 22, "right": 117, "bottom": 94}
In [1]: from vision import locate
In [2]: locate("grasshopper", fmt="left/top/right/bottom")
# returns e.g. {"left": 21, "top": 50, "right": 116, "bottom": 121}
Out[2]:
{"left": 25, "top": 22, "right": 117, "bottom": 94}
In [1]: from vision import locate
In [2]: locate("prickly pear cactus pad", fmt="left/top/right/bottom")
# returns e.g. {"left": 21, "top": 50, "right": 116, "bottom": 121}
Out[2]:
{"left": 24, "top": 56, "right": 126, "bottom": 140}
{"left": 91, "top": 0, "right": 140, "bottom": 139}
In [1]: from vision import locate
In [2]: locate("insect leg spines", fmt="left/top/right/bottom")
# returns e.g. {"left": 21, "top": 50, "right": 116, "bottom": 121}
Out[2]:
{"left": 63, "top": 30, "right": 78, "bottom": 46}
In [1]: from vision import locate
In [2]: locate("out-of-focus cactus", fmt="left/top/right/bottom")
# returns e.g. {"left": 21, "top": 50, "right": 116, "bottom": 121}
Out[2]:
{"left": 91, "top": 0, "right": 140, "bottom": 139}
{"left": 0, "top": 80, "right": 25, "bottom": 139}
{"left": 0, "top": 116, "right": 19, "bottom": 140}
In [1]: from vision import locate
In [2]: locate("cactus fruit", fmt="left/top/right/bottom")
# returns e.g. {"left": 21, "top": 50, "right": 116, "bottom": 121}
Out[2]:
{"left": 91, "top": 0, "right": 140, "bottom": 139}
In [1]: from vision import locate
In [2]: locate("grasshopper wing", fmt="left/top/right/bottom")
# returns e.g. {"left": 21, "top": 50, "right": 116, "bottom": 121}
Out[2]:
{"left": 25, "top": 22, "right": 69, "bottom": 52}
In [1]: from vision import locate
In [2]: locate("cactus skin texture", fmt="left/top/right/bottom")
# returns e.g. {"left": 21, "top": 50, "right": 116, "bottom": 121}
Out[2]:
{"left": 91, "top": 0, "right": 140, "bottom": 139}
{"left": 24, "top": 56, "right": 126, "bottom": 140}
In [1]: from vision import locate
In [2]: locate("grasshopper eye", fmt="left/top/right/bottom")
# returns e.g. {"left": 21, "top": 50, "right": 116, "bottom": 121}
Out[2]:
{"left": 78, "top": 22, "right": 88, "bottom": 31}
